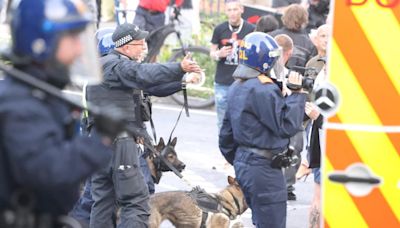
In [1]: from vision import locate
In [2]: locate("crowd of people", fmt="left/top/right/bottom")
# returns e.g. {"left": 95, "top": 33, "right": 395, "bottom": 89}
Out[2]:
{"left": 0, "top": 0, "right": 332, "bottom": 227}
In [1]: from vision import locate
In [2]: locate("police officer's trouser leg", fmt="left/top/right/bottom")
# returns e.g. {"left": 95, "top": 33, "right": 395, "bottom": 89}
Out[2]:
{"left": 114, "top": 137, "right": 150, "bottom": 228}
{"left": 70, "top": 179, "right": 94, "bottom": 226}
{"left": 140, "top": 154, "right": 155, "bottom": 194}
{"left": 90, "top": 160, "right": 116, "bottom": 228}
{"left": 234, "top": 150, "right": 287, "bottom": 228}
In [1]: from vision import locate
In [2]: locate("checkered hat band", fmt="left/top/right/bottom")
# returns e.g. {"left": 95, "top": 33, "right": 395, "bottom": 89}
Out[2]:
{"left": 115, "top": 34, "right": 133, "bottom": 47}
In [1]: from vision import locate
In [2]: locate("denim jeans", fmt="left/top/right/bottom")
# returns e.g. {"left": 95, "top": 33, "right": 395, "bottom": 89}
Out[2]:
{"left": 214, "top": 82, "right": 230, "bottom": 130}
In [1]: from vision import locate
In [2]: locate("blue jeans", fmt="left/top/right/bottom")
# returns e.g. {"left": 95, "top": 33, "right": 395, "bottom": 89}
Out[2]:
{"left": 313, "top": 168, "right": 321, "bottom": 184}
{"left": 214, "top": 83, "right": 230, "bottom": 130}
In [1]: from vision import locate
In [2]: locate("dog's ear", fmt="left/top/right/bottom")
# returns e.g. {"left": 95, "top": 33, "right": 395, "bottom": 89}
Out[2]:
{"left": 156, "top": 138, "right": 165, "bottom": 151}
{"left": 227, "top": 176, "right": 238, "bottom": 186}
{"left": 170, "top": 137, "right": 177, "bottom": 147}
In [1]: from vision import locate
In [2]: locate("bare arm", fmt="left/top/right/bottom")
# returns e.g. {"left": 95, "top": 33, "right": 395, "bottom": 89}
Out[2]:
{"left": 210, "top": 43, "right": 232, "bottom": 61}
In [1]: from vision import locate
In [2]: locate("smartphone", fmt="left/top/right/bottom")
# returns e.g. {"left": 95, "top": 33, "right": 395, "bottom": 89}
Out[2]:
{"left": 225, "top": 40, "right": 234, "bottom": 47}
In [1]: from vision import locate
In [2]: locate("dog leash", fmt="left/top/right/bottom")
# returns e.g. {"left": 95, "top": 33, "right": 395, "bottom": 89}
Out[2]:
{"left": 162, "top": 106, "right": 197, "bottom": 187}
{"left": 167, "top": 104, "right": 184, "bottom": 145}
{"left": 181, "top": 175, "right": 194, "bottom": 188}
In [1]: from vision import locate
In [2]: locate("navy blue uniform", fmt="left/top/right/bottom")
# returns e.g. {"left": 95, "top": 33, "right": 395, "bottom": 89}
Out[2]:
{"left": 0, "top": 66, "right": 112, "bottom": 217}
{"left": 219, "top": 76, "right": 306, "bottom": 228}
{"left": 88, "top": 50, "right": 187, "bottom": 228}
{"left": 71, "top": 51, "right": 184, "bottom": 227}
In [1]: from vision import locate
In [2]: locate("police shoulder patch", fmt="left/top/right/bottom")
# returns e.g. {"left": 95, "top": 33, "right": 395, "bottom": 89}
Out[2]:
{"left": 257, "top": 75, "right": 273, "bottom": 84}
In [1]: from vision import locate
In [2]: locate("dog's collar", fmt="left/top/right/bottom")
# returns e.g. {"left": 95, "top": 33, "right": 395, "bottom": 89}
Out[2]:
{"left": 218, "top": 190, "right": 241, "bottom": 220}
{"left": 221, "top": 207, "right": 235, "bottom": 220}
{"left": 228, "top": 190, "right": 242, "bottom": 215}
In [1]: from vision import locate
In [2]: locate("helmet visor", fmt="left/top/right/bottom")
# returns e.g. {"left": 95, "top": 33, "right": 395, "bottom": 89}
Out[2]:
{"left": 69, "top": 25, "right": 102, "bottom": 90}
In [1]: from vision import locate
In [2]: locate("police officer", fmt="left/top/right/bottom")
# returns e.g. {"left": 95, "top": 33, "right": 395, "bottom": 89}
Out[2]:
{"left": 0, "top": 0, "right": 115, "bottom": 227}
{"left": 71, "top": 27, "right": 194, "bottom": 227}
{"left": 87, "top": 23, "right": 201, "bottom": 228}
{"left": 219, "top": 32, "right": 307, "bottom": 228}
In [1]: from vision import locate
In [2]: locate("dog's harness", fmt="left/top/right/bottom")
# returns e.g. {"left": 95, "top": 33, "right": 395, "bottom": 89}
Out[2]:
{"left": 187, "top": 187, "right": 242, "bottom": 228}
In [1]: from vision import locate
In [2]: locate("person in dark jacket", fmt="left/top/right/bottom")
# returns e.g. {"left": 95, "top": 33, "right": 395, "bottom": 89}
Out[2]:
{"left": 269, "top": 4, "right": 317, "bottom": 72}
{"left": 306, "top": 0, "right": 330, "bottom": 33}
{"left": 255, "top": 14, "right": 280, "bottom": 34}
{"left": 87, "top": 23, "right": 201, "bottom": 228}
{"left": 219, "top": 32, "right": 307, "bottom": 228}
{"left": 0, "top": 0, "right": 114, "bottom": 227}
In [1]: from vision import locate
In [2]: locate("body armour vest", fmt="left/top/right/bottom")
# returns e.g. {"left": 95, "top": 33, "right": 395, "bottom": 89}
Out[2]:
{"left": 86, "top": 52, "right": 141, "bottom": 124}
{"left": 86, "top": 84, "right": 138, "bottom": 123}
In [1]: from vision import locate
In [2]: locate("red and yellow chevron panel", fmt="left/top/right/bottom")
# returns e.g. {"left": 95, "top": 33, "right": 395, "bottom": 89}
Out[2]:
{"left": 323, "top": 0, "right": 400, "bottom": 227}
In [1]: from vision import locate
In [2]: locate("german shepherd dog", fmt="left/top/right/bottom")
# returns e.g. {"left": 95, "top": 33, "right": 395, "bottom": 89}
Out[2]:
{"left": 149, "top": 176, "right": 248, "bottom": 228}
{"left": 146, "top": 137, "right": 186, "bottom": 184}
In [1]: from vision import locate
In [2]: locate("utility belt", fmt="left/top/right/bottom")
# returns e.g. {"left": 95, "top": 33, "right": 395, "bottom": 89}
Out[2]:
{"left": 239, "top": 146, "right": 276, "bottom": 160}
{"left": 138, "top": 6, "right": 163, "bottom": 15}
{"left": 239, "top": 146, "right": 299, "bottom": 169}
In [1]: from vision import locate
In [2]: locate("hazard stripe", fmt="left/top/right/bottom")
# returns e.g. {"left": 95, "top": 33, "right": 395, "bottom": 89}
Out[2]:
{"left": 325, "top": 127, "right": 362, "bottom": 170}
{"left": 352, "top": 185, "right": 400, "bottom": 227}
{"left": 325, "top": 129, "right": 400, "bottom": 227}
{"left": 329, "top": 40, "right": 383, "bottom": 127}
{"left": 333, "top": 0, "right": 400, "bottom": 126}
{"left": 324, "top": 219, "right": 329, "bottom": 228}
{"left": 393, "top": 7, "right": 400, "bottom": 23}
{"left": 350, "top": 2, "right": 400, "bottom": 95}
{"left": 331, "top": 0, "right": 400, "bottom": 155}
{"left": 329, "top": 40, "right": 400, "bottom": 222}
{"left": 324, "top": 158, "right": 368, "bottom": 227}
{"left": 325, "top": 0, "right": 400, "bottom": 226}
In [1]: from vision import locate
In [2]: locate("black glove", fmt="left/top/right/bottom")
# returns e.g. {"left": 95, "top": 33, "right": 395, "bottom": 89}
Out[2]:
{"left": 92, "top": 106, "right": 126, "bottom": 140}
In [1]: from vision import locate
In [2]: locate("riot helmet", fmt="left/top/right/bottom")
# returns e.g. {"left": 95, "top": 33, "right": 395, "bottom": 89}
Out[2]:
{"left": 11, "top": 0, "right": 90, "bottom": 63}
{"left": 9, "top": 0, "right": 102, "bottom": 88}
{"left": 95, "top": 27, "right": 115, "bottom": 44}
{"left": 96, "top": 28, "right": 115, "bottom": 56}
{"left": 233, "top": 32, "right": 281, "bottom": 78}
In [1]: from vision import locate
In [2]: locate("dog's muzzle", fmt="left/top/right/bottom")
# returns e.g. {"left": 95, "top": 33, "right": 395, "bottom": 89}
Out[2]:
{"left": 177, "top": 163, "right": 186, "bottom": 172}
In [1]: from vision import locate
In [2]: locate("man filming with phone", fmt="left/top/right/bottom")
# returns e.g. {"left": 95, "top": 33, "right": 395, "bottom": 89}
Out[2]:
{"left": 209, "top": 0, "right": 254, "bottom": 130}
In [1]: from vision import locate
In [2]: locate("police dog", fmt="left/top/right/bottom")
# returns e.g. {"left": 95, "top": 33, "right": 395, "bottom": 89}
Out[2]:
{"left": 146, "top": 137, "right": 186, "bottom": 184}
{"left": 149, "top": 176, "right": 248, "bottom": 228}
